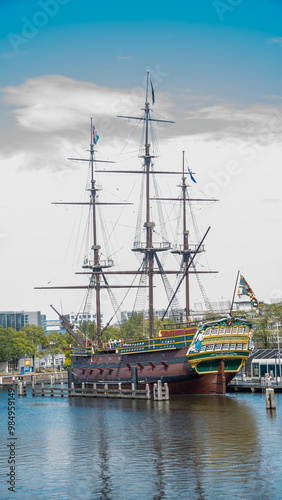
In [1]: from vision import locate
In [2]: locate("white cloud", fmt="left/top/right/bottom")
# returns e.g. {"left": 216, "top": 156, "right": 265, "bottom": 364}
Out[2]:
{"left": 0, "top": 75, "right": 281, "bottom": 314}
{"left": 0, "top": 75, "right": 281, "bottom": 178}
{"left": 117, "top": 55, "right": 134, "bottom": 60}
{"left": 267, "top": 37, "right": 282, "bottom": 47}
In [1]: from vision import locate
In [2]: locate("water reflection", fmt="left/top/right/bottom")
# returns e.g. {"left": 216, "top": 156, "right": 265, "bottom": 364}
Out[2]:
{"left": 0, "top": 390, "right": 281, "bottom": 499}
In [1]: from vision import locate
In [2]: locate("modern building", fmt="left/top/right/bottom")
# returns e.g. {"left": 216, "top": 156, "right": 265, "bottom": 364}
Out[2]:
{"left": 44, "top": 318, "right": 66, "bottom": 335}
{"left": 69, "top": 312, "right": 103, "bottom": 329}
{"left": 244, "top": 348, "right": 282, "bottom": 379}
{"left": 0, "top": 311, "right": 46, "bottom": 331}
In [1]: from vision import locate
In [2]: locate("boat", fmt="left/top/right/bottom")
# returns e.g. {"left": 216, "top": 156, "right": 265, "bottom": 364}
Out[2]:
{"left": 37, "top": 71, "right": 253, "bottom": 395}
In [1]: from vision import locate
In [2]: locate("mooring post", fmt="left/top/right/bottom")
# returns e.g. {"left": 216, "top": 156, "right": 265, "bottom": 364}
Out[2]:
{"left": 266, "top": 388, "right": 276, "bottom": 410}
{"left": 23, "top": 381, "right": 27, "bottom": 397}
{"left": 131, "top": 366, "right": 138, "bottom": 389}
{"left": 104, "top": 383, "right": 108, "bottom": 397}
{"left": 118, "top": 382, "right": 122, "bottom": 397}
{"left": 153, "top": 383, "right": 157, "bottom": 400}
{"left": 131, "top": 382, "right": 136, "bottom": 398}
{"left": 93, "top": 383, "right": 97, "bottom": 396}
{"left": 41, "top": 382, "right": 45, "bottom": 397}
{"left": 164, "top": 383, "right": 169, "bottom": 400}
{"left": 67, "top": 368, "right": 73, "bottom": 389}
{"left": 146, "top": 383, "right": 150, "bottom": 399}
{"left": 60, "top": 380, "right": 64, "bottom": 397}
{"left": 17, "top": 381, "right": 22, "bottom": 397}
{"left": 70, "top": 382, "right": 74, "bottom": 397}
{"left": 81, "top": 382, "right": 85, "bottom": 395}
{"left": 157, "top": 380, "right": 162, "bottom": 400}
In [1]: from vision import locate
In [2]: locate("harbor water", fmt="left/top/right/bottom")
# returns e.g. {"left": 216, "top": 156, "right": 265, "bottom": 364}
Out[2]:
{"left": 1, "top": 386, "right": 282, "bottom": 499}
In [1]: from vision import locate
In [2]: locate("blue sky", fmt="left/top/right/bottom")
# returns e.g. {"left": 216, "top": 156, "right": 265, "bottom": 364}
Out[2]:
{"left": 0, "top": 0, "right": 282, "bottom": 316}
{"left": 1, "top": 0, "right": 282, "bottom": 102}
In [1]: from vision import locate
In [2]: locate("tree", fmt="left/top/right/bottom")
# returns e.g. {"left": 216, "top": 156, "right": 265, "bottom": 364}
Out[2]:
{"left": 120, "top": 313, "right": 147, "bottom": 340}
{"left": 64, "top": 348, "right": 71, "bottom": 368}
{"left": 102, "top": 325, "right": 120, "bottom": 343}
{"left": 78, "top": 321, "right": 97, "bottom": 343}
{"left": 252, "top": 302, "right": 282, "bottom": 348}
{"left": 21, "top": 324, "right": 48, "bottom": 370}
{"left": 0, "top": 326, "right": 11, "bottom": 363}
{"left": 0, "top": 328, "right": 34, "bottom": 373}
{"left": 47, "top": 332, "right": 68, "bottom": 370}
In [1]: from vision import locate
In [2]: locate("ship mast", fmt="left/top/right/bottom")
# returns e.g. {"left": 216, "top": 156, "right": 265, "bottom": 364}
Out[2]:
{"left": 36, "top": 75, "right": 218, "bottom": 345}
{"left": 144, "top": 71, "right": 155, "bottom": 336}
{"left": 182, "top": 151, "right": 190, "bottom": 321}
{"left": 90, "top": 118, "right": 102, "bottom": 347}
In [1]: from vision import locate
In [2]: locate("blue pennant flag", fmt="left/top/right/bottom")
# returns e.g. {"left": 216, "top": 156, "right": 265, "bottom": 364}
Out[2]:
{"left": 150, "top": 79, "right": 155, "bottom": 105}
{"left": 186, "top": 161, "right": 197, "bottom": 183}
{"left": 93, "top": 126, "right": 99, "bottom": 145}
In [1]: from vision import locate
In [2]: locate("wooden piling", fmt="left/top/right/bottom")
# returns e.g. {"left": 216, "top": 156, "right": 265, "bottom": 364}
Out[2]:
{"left": 50, "top": 376, "right": 54, "bottom": 397}
{"left": 118, "top": 383, "right": 122, "bottom": 397}
{"left": 31, "top": 380, "right": 157, "bottom": 399}
{"left": 17, "top": 381, "right": 22, "bottom": 397}
{"left": 266, "top": 388, "right": 276, "bottom": 409}
{"left": 153, "top": 380, "right": 169, "bottom": 400}
{"left": 70, "top": 382, "right": 74, "bottom": 396}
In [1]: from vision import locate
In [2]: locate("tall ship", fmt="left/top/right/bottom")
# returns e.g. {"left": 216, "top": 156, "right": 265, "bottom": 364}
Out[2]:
{"left": 37, "top": 72, "right": 253, "bottom": 395}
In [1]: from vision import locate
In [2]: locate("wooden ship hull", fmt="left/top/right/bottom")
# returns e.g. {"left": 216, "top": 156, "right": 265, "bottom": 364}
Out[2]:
{"left": 70, "top": 319, "right": 252, "bottom": 395}
{"left": 37, "top": 71, "right": 254, "bottom": 395}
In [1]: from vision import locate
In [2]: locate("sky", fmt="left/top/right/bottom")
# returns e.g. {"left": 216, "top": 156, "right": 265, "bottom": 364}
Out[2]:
{"left": 0, "top": 0, "right": 282, "bottom": 322}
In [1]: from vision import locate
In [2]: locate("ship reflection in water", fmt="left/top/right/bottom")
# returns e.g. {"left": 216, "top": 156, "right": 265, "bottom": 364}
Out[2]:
{"left": 1, "top": 390, "right": 282, "bottom": 499}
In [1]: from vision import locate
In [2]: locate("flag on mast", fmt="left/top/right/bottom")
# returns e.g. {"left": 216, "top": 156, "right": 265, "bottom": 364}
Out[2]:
{"left": 186, "top": 160, "right": 197, "bottom": 183}
{"left": 93, "top": 126, "right": 99, "bottom": 145}
{"left": 238, "top": 275, "right": 261, "bottom": 314}
{"left": 150, "top": 78, "right": 155, "bottom": 105}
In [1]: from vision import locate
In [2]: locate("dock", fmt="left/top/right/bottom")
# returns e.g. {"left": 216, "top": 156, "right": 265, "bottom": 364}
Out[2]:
{"left": 17, "top": 379, "right": 169, "bottom": 400}
{"left": 227, "top": 374, "right": 282, "bottom": 393}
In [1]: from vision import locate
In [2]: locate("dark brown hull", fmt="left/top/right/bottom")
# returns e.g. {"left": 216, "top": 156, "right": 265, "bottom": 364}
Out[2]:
{"left": 71, "top": 346, "right": 235, "bottom": 395}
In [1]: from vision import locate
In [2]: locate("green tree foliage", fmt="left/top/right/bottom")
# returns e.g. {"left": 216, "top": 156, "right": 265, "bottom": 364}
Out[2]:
{"left": 0, "top": 327, "right": 35, "bottom": 372}
{"left": 47, "top": 332, "right": 69, "bottom": 370}
{"left": 64, "top": 348, "right": 71, "bottom": 368}
{"left": 78, "top": 321, "right": 97, "bottom": 342}
{"left": 101, "top": 325, "right": 120, "bottom": 343}
{"left": 21, "top": 324, "right": 48, "bottom": 369}
{"left": 120, "top": 313, "right": 146, "bottom": 340}
{"left": 252, "top": 302, "right": 282, "bottom": 348}
{"left": 0, "top": 326, "right": 11, "bottom": 362}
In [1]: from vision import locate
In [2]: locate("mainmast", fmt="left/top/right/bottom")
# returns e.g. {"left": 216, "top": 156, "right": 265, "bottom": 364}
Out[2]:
{"left": 90, "top": 117, "right": 102, "bottom": 347}
{"left": 144, "top": 71, "right": 155, "bottom": 336}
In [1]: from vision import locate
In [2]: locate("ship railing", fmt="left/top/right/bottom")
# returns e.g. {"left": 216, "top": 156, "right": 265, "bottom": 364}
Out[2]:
{"left": 71, "top": 347, "right": 93, "bottom": 356}
{"left": 171, "top": 244, "right": 205, "bottom": 253}
{"left": 83, "top": 258, "right": 114, "bottom": 269}
{"left": 132, "top": 241, "right": 171, "bottom": 252}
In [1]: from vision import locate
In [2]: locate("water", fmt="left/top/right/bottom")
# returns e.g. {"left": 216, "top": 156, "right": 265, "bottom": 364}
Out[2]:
{"left": 1, "top": 386, "right": 282, "bottom": 500}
